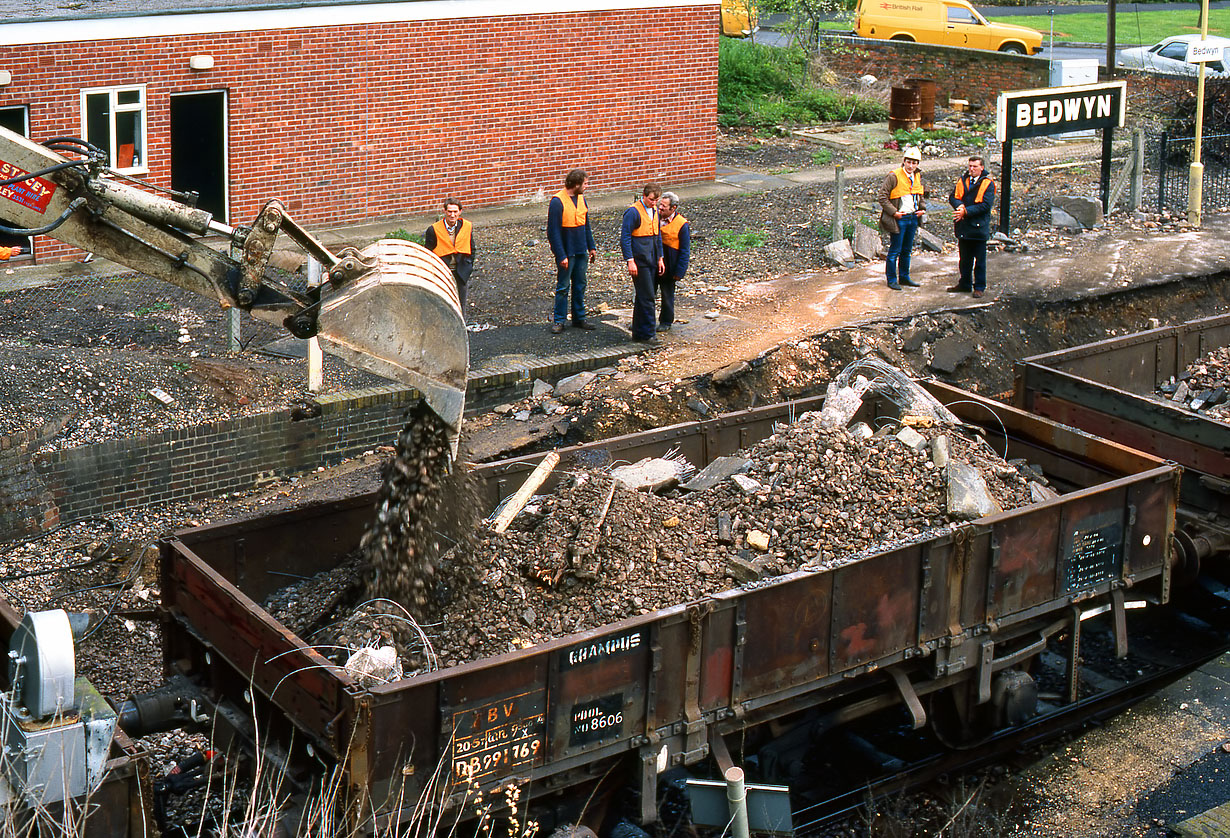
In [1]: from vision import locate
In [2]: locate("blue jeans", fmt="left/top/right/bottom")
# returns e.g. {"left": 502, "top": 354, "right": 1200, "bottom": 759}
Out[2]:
{"left": 886, "top": 214, "right": 919, "bottom": 286}
{"left": 553, "top": 254, "right": 588, "bottom": 324}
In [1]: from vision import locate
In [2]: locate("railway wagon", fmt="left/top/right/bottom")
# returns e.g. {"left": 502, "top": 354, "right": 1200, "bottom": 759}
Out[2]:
{"left": 159, "top": 381, "right": 1180, "bottom": 831}
{"left": 1015, "top": 312, "right": 1230, "bottom": 564}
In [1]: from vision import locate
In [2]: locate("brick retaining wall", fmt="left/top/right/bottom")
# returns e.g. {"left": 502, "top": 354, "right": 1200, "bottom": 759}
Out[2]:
{"left": 817, "top": 35, "right": 1050, "bottom": 112}
{"left": 0, "top": 345, "right": 639, "bottom": 540}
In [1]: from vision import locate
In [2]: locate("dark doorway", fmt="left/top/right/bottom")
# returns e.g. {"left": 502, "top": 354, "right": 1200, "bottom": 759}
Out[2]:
{"left": 0, "top": 106, "right": 27, "bottom": 136}
{"left": 170, "top": 91, "right": 227, "bottom": 221}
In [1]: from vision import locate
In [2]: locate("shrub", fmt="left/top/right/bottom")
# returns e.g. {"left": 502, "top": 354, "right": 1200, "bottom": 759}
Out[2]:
{"left": 714, "top": 229, "right": 767, "bottom": 250}
{"left": 719, "top": 39, "right": 885, "bottom": 127}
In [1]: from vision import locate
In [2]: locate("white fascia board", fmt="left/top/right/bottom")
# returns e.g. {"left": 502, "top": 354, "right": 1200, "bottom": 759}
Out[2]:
{"left": 0, "top": 0, "right": 718, "bottom": 45}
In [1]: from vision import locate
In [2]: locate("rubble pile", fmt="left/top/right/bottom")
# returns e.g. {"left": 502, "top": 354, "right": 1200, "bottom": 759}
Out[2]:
{"left": 418, "top": 409, "right": 1040, "bottom": 670}
{"left": 1157, "top": 346, "right": 1230, "bottom": 419}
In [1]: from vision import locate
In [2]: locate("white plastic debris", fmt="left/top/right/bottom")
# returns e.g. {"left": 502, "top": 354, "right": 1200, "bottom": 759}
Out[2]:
{"left": 345, "top": 645, "right": 403, "bottom": 686}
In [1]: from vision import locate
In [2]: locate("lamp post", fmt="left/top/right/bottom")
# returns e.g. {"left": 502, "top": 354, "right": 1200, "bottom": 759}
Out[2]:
{"left": 1189, "top": 0, "right": 1211, "bottom": 227}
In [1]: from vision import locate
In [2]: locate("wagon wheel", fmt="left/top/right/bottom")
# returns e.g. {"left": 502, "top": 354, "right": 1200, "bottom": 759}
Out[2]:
{"left": 928, "top": 683, "right": 995, "bottom": 750}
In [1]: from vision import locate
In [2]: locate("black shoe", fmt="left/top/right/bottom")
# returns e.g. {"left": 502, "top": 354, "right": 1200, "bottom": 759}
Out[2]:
{"left": 887, "top": 282, "right": 902, "bottom": 291}
{"left": 572, "top": 320, "right": 597, "bottom": 330}
{"left": 899, "top": 278, "right": 920, "bottom": 287}
{"left": 657, "top": 323, "right": 672, "bottom": 332}
{"left": 550, "top": 323, "right": 565, "bottom": 334}
{"left": 972, "top": 289, "right": 985, "bottom": 298}
{"left": 946, "top": 284, "right": 971, "bottom": 293}
{"left": 634, "top": 335, "right": 661, "bottom": 346}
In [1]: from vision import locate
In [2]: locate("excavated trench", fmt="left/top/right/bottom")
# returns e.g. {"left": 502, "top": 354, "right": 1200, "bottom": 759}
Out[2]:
{"left": 537, "top": 273, "right": 1230, "bottom": 453}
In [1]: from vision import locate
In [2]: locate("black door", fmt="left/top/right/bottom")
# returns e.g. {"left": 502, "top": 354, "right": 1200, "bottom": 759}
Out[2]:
{"left": 169, "top": 91, "right": 227, "bottom": 221}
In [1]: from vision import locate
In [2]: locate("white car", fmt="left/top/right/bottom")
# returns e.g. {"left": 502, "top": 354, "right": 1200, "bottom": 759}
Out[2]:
{"left": 1116, "top": 34, "right": 1230, "bottom": 77}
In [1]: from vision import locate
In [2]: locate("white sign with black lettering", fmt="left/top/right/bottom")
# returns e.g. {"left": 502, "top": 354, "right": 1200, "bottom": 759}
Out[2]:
{"left": 996, "top": 81, "right": 1126, "bottom": 142}
{"left": 1188, "top": 40, "right": 1224, "bottom": 63}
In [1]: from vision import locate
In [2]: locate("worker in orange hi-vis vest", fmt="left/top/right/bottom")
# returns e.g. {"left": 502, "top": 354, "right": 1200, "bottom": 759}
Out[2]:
{"left": 947, "top": 155, "right": 996, "bottom": 299}
{"left": 424, "top": 198, "right": 474, "bottom": 316}
{"left": 0, "top": 245, "right": 23, "bottom": 260}
{"left": 878, "top": 146, "right": 927, "bottom": 291}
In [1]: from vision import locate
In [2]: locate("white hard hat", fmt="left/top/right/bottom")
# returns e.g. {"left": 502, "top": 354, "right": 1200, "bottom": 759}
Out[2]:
{"left": 902, "top": 146, "right": 922, "bottom": 161}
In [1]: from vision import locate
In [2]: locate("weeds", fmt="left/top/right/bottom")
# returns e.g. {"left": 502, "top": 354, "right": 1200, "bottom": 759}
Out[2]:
{"left": 134, "top": 301, "right": 173, "bottom": 317}
{"left": 719, "top": 39, "right": 886, "bottom": 127}
{"left": 714, "top": 229, "right": 767, "bottom": 251}
{"left": 387, "top": 229, "right": 426, "bottom": 246}
{"left": 812, "top": 148, "right": 834, "bottom": 165}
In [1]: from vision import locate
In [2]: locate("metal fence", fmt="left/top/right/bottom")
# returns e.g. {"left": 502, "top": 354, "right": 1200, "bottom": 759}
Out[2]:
{"left": 1156, "top": 131, "right": 1230, "bottom": 214}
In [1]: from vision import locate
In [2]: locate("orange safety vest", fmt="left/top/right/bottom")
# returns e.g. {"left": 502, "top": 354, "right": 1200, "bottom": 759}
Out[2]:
{"left": 554, "top": 189, "right": 588, "bottom": 227}
{"left": 0, "top": 246, "right": 19, "bottom": 260}
{"left": 660, "top": 213, "right": 687, "bottom": 250}
{"left": 430, "top": 219, "right": 472, "bottom": 256}
{"left": 888, "top": 167, "right": 924, "bottom": 200}
{"left": 954, "top": 175, "right": 992, "bottom": 204}
{"left": 630, "top": 200, "right": 657, "bottom": 237}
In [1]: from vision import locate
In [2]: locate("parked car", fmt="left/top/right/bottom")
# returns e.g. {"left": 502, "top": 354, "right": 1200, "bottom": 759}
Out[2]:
{"left": 721, "top": 0, "right": 757, "bottom": 37}
{"left": 854, "top": 0, "right": 1043, "bottom": 54}
{"left": 1116, "top": 34, "right": 1230, "bottom": 76}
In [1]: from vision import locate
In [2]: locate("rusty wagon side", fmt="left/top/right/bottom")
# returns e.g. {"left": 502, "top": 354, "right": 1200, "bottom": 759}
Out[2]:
{"left": 160, "top": 380, "right": 1179, "bottom": 828}
{"left": 1015, "top": 312, "right": 1230, "bottom": 559}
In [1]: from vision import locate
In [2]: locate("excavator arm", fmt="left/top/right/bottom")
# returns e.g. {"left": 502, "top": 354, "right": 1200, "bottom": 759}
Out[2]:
{"left": 0, "top": 126, "right": 468, "bottom": 436}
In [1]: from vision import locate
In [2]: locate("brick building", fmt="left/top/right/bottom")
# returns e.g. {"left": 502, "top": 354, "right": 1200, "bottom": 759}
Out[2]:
{"left": 0, "top": 0, "right": 719, "bottom": 261}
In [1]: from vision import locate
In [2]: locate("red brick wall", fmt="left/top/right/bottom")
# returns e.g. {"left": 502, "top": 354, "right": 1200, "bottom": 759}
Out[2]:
{"left": 818, "top": 35, "right": 1049, "bottom": 114}
{"left": 0, "top": 6, "right": 718, "bottom": 261}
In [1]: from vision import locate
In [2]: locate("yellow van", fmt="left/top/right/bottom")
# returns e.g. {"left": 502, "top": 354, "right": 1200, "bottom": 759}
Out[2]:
{"left": 721, "top": 0, "right": 758, "bottom": 37}
{"left": 854, "top": 0, "right": 1043, "bottom": 54}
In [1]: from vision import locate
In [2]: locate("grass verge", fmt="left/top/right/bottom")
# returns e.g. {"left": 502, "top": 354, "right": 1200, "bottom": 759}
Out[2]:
{"left": 986, "top": 8, "right": 1230, "bottom": 42}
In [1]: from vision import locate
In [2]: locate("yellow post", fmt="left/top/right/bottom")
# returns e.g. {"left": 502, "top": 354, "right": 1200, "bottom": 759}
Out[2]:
{"left": 1188, "top": 0, "right": 1211, "bottom": 227}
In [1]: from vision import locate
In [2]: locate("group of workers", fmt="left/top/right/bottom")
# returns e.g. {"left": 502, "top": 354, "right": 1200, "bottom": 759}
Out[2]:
{"left": 425, "top": 169, "right": 690, "bottom": 346}
{"left": 423, "top": 150, "right": 995, "bottom": 337}
{"left": 879, "top": 145, "right": 997, "bottom": 297}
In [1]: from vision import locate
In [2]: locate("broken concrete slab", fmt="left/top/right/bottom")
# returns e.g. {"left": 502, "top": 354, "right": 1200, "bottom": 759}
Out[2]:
{"left": 931, "top": 434, "right": 950, "bottom": 468}
{"left": 947, "top": 459, "right": 1003, "bottom": 520}
{"left": 731, "top": 473, "right": 764, "bottom": 495}
{"left": 824, "top": 238, "right": 855, "bottom": 266}
{"left": 916, "top": 226, "right": 945, "bottom": 253}
{"left": 682, "top": 455, "right": 752, "bottom": 492}
{"left": 532, "top": 379, "right": 554, "bottom": 397}
{"left": 929, "top": 335, "right": 977, "bottom": 374}
{"left": 611, "top": 457, "right": 689, "bottom": 492}
{"left": 853, "top": 223, "right": 884, "bottom": 261}
{"left": 555, "top": 370, "right": 596, "bottom": 396}
{"left": 1051, "top": 207, "right": 1083, "bottom": 232}
{"left": 1054, "top": 195, "right": 1103, "bottom": 229}
{"left": 896, "top": 426, "right": 927, "bottom": 452}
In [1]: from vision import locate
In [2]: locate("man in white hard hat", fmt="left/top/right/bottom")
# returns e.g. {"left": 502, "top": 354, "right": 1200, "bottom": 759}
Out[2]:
{"left": 878, "top": 146, "right": 927, "bottom": 291}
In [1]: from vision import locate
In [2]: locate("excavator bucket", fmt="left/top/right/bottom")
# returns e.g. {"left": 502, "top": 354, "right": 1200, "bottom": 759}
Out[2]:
{"left": 313, "top": 240, "right": 469, "bottom": 437}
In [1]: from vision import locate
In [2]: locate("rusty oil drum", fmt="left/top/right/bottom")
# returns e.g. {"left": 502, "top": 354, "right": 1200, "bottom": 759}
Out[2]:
{"left": 888, "top": 85, "right": 920, "bottom": 131}
{"left": 904, "top": 78, "right": 937, "bottom": 129}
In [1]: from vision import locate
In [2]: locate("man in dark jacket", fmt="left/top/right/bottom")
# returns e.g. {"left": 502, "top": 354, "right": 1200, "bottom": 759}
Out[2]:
{"left": 547, "top": 169, "right": 598, "bottom": 334}
{"left": 947, "top": 156, "right": 996, "bottom": 298}
{"left": 424, "top": 198, "right": 473, "bottom": 315}
{"left": 656, "top": 191, "right": 690, "bottom": 332}
{"left": 621, "top": 183, "right": 665, "bottom": 344}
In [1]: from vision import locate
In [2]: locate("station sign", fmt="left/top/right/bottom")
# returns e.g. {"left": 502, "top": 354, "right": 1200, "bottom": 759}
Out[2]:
{"left": 1187, "top": 39, "right": 1225, "bottom": 63}
{"left": 996, "top": 81, "right": 1126, "bottom": 142}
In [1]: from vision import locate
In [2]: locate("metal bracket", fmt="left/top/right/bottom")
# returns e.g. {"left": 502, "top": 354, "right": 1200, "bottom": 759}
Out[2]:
{"left": 887, "top": 668, "right": 927, "bottom": 729}
{"left": 1111, "top": 588, "right": 1128, "bottom": 659}
{"left": 977, "top": 640, "right": 995, "bottom": 705}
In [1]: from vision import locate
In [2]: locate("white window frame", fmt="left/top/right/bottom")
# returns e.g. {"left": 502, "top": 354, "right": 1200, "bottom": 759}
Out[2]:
{"left": 80, "top": 84, "right": 149, "bottom": 175}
